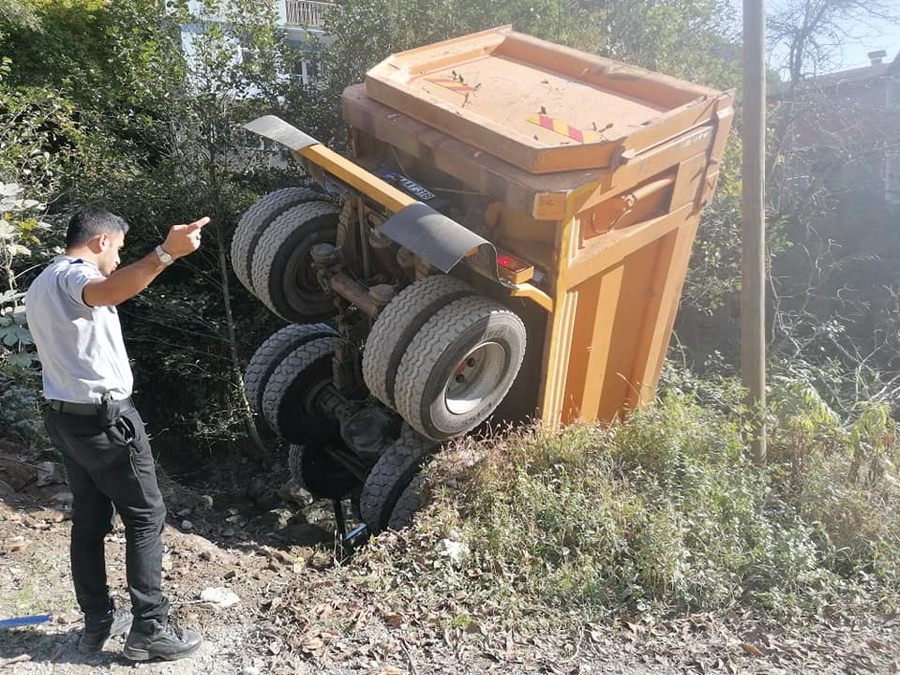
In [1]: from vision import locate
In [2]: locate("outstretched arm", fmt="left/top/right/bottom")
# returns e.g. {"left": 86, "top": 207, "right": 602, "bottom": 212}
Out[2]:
{"left": 83, "top": 217, "right": 209, "bottom": 307}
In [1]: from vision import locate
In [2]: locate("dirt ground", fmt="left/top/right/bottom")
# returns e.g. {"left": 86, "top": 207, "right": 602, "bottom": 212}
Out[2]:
{"left": 2, "top": 441, "right": 899, "bottom": 674}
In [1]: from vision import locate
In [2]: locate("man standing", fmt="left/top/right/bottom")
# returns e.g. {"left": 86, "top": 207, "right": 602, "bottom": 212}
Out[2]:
{"left": 26, "top": 206, "right": 207, "bottom": 661}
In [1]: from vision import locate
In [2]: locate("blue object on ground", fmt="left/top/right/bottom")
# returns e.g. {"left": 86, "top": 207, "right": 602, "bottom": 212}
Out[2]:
{"left": 0, "top": 614, "right": 52, "bottom": 629}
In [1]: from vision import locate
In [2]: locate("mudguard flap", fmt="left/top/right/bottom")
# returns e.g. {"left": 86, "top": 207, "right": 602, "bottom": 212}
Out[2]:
{"left": 379, "top": 203, "right": 502, "bottom": 282}
{"left": 243, "top": 115, "right": 319, "bottom": 151}
{"left": 244, "top": 117, "right": 503, "bottom": 283}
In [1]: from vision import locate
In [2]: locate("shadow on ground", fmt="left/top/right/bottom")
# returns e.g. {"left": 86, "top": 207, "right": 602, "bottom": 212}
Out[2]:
{"left": 0, "top": 625, "right": 134, "bottom": 667}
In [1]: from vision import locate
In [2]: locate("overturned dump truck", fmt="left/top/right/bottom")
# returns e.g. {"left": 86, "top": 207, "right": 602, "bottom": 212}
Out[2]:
{"left": 231, "top": 26, "right": 733, "bottom": 534}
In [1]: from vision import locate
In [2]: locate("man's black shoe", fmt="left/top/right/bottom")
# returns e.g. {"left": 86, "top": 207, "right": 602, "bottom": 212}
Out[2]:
{"left": 78, "top": 607, "right": 133, "bottom": 654}
{"left": 122, "top": 617, "right": 202, "bottom": 661}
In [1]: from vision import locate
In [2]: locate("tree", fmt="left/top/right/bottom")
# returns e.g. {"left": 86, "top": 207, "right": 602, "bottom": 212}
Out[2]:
{"left": 763, "top": 0, "right": 900, "bottom": 413}
{"left": 1, "top": 0, "right": 310, "bottom": 460}
{"left": 0, "top": 30, "right": 85, "bottom": 444}
{"left": 768, "top": 0, "right": 899, "bottom": 86}
{"left": 0, "top": 0, "right": 39, "bottom": 32}
{"left": 132, "top": 0, "right": 313, "bottom": 460}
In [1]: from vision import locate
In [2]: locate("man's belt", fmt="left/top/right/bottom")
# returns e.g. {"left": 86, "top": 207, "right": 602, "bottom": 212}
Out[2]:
{"left": 48, "top": 397, "right": 134, "bottom": 416}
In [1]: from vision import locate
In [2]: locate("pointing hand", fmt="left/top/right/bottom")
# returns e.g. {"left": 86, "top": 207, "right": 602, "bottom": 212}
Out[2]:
{"left": 162, "top": 216, "right": 210, "bottom": 259}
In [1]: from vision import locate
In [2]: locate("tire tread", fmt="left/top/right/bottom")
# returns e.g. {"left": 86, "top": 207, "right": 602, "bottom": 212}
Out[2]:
{"left": 260, "top": 336, "right": 340, "bottom": 437}
{"left": 251, "top": 201, "right": 340, "bottom": 319}
{"left": 244, "top": 323, "right": 337, "bottom": 414}
{"left": 394, "top": 295, "right": 526, "bottom": 440}
{"left": 360, "top": 426, "right": 437, "bottom": 533}
{"left": 387, "top": 472, "right": 425, "bottom": 530}
{"left": 231, "top": 187, "right": 321, "bottom": 294}
{"left": 362, "top": 275, "right": 475, "bottom": 408}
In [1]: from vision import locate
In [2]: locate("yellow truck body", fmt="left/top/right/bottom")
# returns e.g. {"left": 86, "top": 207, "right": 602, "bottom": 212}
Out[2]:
{"left": 319, "top": 26, "right": 732, "bottom": 425}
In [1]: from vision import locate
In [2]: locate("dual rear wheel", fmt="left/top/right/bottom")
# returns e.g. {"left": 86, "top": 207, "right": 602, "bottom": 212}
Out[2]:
{"left": 236, "top": 191, "right": 527, "bottom": 532}
{"left": 363, "top": 276, "right": 527, "bottom": 442}
{"left": 231, "top": 190, "right": 340, "bottom": 323}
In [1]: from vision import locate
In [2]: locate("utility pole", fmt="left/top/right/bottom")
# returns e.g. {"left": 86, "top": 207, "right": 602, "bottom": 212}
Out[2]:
{"left": 742, "top": 0, "right": 767, "bottom": 463}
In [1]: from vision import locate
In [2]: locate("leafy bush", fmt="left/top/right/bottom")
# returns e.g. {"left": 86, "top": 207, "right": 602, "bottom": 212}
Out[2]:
{"left": 0, "top": 182, "right": 53, "bottom": 445}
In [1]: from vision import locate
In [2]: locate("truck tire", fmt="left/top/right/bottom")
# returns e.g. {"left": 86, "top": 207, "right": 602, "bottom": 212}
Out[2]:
{"left": 288, "top": 442, "right": 358, "bottom": 500}
{"left": 244, "top": 323, "right": 338, "bottom": 415}
{"left": 362, "top": 275, "right": 476, "bottom": 409}
{"left": 231, "top": 187, "right": 322, "bottom": 294}
{"left": 251, "top": 201, "right": 340, "bottom": 322}
{"left": 387, "top": 471, "right": 425, "bottom": 530}
{"left": 288, "top": 444, "right": 304, "bottom": 484}
{"left": 394, "top": 296, "right": 526, "bottom": 441}
{"left": 360, "top": 425, "right": 438, "bottom": 534}
{"left": 261, "top": 336, "right": 341, "bottom": 442}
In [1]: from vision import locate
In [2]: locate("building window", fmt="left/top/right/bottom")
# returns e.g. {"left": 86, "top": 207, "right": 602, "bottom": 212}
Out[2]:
{"left": 293, "top": 56, "right": 321, "bottom": 86}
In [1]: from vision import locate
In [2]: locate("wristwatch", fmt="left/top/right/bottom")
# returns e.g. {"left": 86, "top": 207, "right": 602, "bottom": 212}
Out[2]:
{"left": 155, "top": 245, "right": 174, "bottom": 266}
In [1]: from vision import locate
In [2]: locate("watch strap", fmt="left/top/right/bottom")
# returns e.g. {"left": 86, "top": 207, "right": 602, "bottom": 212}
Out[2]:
{"left": 155, "top": 245, "right": 174, "bottom": 266}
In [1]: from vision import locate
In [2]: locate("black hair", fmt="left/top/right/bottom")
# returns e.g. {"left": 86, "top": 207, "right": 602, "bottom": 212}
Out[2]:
{"left": 65, "top": 206, "right": 129, "bottom": 248}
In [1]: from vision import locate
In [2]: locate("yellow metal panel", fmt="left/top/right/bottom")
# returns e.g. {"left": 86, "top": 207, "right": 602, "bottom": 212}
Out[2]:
{"left": 698, "top": 105, "right": 735, "bottom": 209}
{"left": 540, "top": 288, "right": 579, "bottom": 427}
{"left": 533, "top": 192, "right": 570, "bottom": 220}
{"left": 508, "top": 283, "right": 554, "bottom": 311}
{"left": 566, "top": 204, "right": 693, "bottom": 289}
{"left": 558, "top": 278, "right": 601, "bottom": 422}
{"left": 537, "top": 203, "right": 581, "bottom": 426}
{"left": 619, "top": 152, "right": 712, "bottom": 406}
{"left": 562, "top": 264, "right": 625, "bottom": 424}
{"left": 295, "top": 144, "right": 415, "bottom": 213}
{"left": 594, "top": 241, "right": 662, "bottom": 421}
{"left": 632, "top": 213, "right": 702, "bottom": 405}
{"left": 366, "top": 28, "right": 723, "bottom": 174}
{"left": 570, "top": 125, "right": 715, "bottom": 216}
{"left": 625, "top": 229, "right": 680, "bottom": 408}
{"left": 669, "top": 153, "right": 708, "bottom": 210}
{"left": 539, "top": 195, "right": 701, "bottom": 425}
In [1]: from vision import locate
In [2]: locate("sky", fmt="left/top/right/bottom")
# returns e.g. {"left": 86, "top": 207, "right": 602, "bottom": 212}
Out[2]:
{"left": 830, "top": 17, "right": 900, "bottom": 71}
{"left": 731, "top": 1, "right": 900, "bottom": 75}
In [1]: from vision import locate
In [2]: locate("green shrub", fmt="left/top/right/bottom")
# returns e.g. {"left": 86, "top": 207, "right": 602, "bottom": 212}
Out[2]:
{"left": 769, "top": 389, "right": 900, "bottom": 588}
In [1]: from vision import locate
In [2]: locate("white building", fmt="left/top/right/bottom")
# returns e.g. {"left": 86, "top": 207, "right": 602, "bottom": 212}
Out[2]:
{"left": 179, "top": 0, "right": 338, "bottom": 87}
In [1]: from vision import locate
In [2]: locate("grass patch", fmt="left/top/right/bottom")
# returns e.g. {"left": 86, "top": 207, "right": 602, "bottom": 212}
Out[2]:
{"left": 356, "top": 381, "right": 900, "bottom": 624}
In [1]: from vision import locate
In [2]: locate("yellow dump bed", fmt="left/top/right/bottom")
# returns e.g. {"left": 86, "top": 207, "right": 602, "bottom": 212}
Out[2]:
{"left": 339, "top": 28, "right": 734, "bottom": 426}
{"left": 365, "top": 26, "right": 722, "bottom": 174}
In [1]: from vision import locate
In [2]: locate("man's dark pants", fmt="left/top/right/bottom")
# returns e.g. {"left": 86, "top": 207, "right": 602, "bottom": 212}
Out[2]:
{"left": 44, "top": 405, "right": 169, "bottom": 632}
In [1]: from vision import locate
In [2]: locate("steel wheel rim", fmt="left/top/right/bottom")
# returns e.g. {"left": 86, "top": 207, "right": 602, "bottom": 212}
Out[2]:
{"left": 289, "top": 246, "right": 321, "bottom": 301}
{"left": 442, "top": 341, "right": 506, "bottom": 416}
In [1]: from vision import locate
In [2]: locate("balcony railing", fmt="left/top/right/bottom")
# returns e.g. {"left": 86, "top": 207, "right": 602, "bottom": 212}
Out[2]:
{"left": 285, "top": 0, "right": 336, "bottom": 28}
